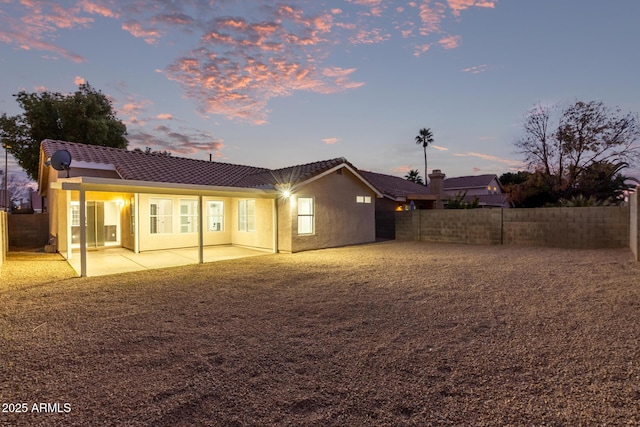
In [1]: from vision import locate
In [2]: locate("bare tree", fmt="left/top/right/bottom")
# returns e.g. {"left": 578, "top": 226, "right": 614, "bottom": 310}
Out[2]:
{"left": 515, "top": 100, "right": 640, "bottom": 191}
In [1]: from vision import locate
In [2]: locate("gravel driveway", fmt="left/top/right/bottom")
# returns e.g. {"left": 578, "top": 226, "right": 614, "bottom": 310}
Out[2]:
{"left": 1, "top": 241, "right": 639, "bottom": 426}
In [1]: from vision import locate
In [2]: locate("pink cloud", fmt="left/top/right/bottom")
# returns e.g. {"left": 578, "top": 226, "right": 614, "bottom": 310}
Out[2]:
{"left": 121, "top": 20, "right": 161, "bottom": 45}
{"left": 431, "top": 145, "right": 448, "bottom": 151}
{"left": 156, "top": 113, "right": 173, "bottom": 120}
{"left": 463, "top": 64, "right": 489, "bottom": 74}
{"left": 0, "top": 0, "right": 500, "bottom": 124}
{"left": 322, "top": 137, "right": 340, "bottom": 145}
{"left": 448, "top": 0, "right": 496, "bottom": 17}
{"left": 392, "top": 165, "right": 413, "bottom": 174}
{"left": 79, "top": 0, "right": 119, "bottom": 18}
{"left": 74, "top": 76, "right": 85, "bottom": 85}
{"left": 455, "top": 152, "right": 523, "bottom": 167}
{"left": 439, "top": 35, "right": 462, "bottom": 49}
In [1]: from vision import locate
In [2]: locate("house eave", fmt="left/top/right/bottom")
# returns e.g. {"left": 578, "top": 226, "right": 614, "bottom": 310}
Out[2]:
{"left": 52, "top": 176, "right": 278, "bottom": 198}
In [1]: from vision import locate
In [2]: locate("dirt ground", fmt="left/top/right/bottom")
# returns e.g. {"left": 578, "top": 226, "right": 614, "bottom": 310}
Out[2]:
{"left": 1, "top": 241, "right": 640, "bottom": 426}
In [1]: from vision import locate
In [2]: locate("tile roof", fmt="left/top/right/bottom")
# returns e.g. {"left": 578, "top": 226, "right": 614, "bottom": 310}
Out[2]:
{"left": 235, "top": 157, "right": 351, "bottom": 188}
{"left": 360, "top": 171, "right": 430, "bottom": 199}
{"left": 40, "top": 140, "right": 352, "bottom": 189}
{"left": 443, "top": 174, "right": 499, "bottom": 190}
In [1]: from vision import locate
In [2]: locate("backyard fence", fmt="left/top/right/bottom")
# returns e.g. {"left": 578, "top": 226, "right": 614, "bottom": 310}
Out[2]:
{"left": 0, "top": 211, "right": 7, "bottom": 270}
{"left": 7, "top": 213, "right": 49, "bottom": 250}
{"left": 397, "top": 196, "right": 640, "bottom": 260}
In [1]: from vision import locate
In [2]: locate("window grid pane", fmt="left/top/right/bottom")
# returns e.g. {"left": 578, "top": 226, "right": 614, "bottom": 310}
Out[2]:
{"left": 297, "top": 197, "right": 314, "bottom": 235}
{"left": 238, "top": 200, "right": 256, "bottom": 232}
{"left": 207, "top": 201, "right": 224, "bottom": 231}
{"left": 180, "top": 200, "right": 198, "bottom": 233}
{"left": 150, "top": 199, "right": 172, "bottom": 234}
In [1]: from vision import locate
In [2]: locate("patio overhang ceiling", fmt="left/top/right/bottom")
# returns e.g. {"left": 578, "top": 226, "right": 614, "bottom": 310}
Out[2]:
{"left": 51, "top": 176, "right": 278, "bottom": 198}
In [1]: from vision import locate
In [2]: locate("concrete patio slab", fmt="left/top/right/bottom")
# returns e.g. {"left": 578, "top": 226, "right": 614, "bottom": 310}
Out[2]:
{"left": 65, "top": 245, "right": 271, "bottom": 277}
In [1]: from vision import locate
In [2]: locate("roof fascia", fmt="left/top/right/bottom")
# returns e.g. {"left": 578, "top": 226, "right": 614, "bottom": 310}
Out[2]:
{"left": 72, "top": 160, "right": 118, "bottom": 172}
{"left": 54, "top": 176, "right": 277, "bottom": 198}
{"left": 294, "top": 163, "right": 384, "bottom": 197}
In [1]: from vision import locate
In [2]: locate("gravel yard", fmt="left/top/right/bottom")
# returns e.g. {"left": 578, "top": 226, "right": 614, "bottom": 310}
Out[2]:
{"left": 1, "top": 241, "right": 640, "bottom": 426}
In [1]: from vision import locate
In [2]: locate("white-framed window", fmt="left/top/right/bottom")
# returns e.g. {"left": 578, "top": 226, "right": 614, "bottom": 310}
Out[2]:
{"left": 150, "top": 198, "right": 173, "bottom": 234}
{"left": 71, "top": 202, "right": 80, "bottom": 226}
{"left": 356, "top": 196, "right": 372, "bottom": 204}
{"left": 297, "top": 197, "right": 314, "bottom": 235}
{"left": 238, "top": 199, "right": 255, "bottom": 232}
{"left": 207, "top": 200, "right": 224, "bottom": 231}
{"left": 180, "top": 199, "right": 198, "bottom": 233}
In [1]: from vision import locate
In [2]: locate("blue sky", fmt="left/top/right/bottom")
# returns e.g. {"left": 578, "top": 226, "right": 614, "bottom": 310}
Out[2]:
{"left": 1, "top": 0, "right": 639, "bottom": 183}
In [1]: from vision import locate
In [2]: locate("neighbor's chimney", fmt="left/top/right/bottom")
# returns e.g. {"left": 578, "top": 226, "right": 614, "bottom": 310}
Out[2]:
{"left": 428, "top": 169, "right": 445, "bottom": 196}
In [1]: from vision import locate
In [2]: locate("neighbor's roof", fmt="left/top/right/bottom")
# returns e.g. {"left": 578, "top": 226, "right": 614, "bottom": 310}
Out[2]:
{"left": 360, "top": 171, "right": 430, "bottom": 199}
{"left": 39, "top": 140, "right": 370, "bottom": 191}
{"left": 448, "top": 192, "right": 510, "bottom": 208}
{"left": 444, "top": 174, "right": 501, "bottom": 190}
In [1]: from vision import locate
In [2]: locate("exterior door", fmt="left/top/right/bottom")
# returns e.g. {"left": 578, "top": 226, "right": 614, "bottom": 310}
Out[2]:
{"left": 71, "top": 201, "right": 120, "bottom": 247}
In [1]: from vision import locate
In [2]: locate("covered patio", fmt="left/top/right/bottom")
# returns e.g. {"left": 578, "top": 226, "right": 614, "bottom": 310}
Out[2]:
{"left": 66, "top": 245, "right": 271, "bottom": 277}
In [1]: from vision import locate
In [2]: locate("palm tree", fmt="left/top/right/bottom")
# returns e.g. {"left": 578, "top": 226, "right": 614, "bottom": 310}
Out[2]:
{"left": 415, "top": 128, "right": 434, "bottom": 185}
{"left": 404, "top": 169, "right": 424, "bottom": 185}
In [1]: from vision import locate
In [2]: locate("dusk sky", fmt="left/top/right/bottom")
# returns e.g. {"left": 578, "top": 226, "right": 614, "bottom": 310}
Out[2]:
{"left": 1, "top": 0, "right": 639, "bottom": 183}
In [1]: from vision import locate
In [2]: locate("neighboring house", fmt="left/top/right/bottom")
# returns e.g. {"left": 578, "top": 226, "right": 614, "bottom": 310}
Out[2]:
{"left": 360, "top": 170, "right": 443, "bottom": 239}
{"left": 441, "top": 174, "right": 510, "bottom": 208}
{"left": 38, "top": 140, "right": 381, "bottom": 276}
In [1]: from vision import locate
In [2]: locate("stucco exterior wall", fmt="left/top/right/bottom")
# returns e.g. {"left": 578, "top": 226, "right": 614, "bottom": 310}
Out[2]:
{"left": 135, "top": 195, "right": 274, "bottom": 252}
{"left": 277, "top": 198, "right": 292, "bottom": 253}
{"left": 230, "top": 198, "right": 274, "bottom": 250}
{"left": 286, "top": 169, "right": 376, "bottom": 252}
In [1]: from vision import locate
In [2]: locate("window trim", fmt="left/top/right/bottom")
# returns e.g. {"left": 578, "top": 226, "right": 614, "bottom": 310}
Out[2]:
{"left": 149, "top": 198, "right": 173, "bottom": 234}
{"left": 179, "top": 199, "right": 199, "bottom": 234}
{"left": 297, "top": 197, "right": 314, "bottom": 235}
{"left": 207, "top": 200, "right": 224, "bottom": 232}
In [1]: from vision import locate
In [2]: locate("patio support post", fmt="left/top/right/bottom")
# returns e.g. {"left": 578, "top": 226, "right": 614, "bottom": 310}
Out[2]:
{"left": 134, "top": 193, "right": 139, "bottom": 254}
{"left": 79, "top": 188, "right": 87, "bottom": 277}
{"left": 198, "top": 195, "right": 204, "bottom": 264}
{"left": 66, "top": 190, "right": 72, "bottom": 260}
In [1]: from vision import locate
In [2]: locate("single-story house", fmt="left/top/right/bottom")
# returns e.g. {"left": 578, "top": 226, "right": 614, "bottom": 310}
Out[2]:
{"left": 442, "top": 174, "right": 510, "bottom": 208}
{"left": 38, "top": 140, "right": 382, "bottom": 276}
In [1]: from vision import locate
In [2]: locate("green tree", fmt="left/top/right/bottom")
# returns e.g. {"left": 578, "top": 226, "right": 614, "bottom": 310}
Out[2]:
{"left": 0, "top": 83, "right": 127, "bottom": 181}
{"left": 567, "top": 161, "right": 636, "bottom": 205}
{"left": 404, "top": 169, "right": 424, "bottom": 185}
{"left": 414, "top": 127, "right": 434, "bottom": 185}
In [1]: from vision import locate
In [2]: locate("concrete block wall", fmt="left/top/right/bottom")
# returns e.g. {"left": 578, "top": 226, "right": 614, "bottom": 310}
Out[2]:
{"left": 503, "top": 206, "right": 629, "bottom": 249}
{"left": 395, "top": 209, "right": 419, "bottom": 241}
{"left": 396, "top": 205, "right": 632, "bottom": 250}
{"left": 7, "top": 213, "right": 50, "bottom": 249}
{"left": 416, "top": 209, "right": 502, "bottom": 245}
